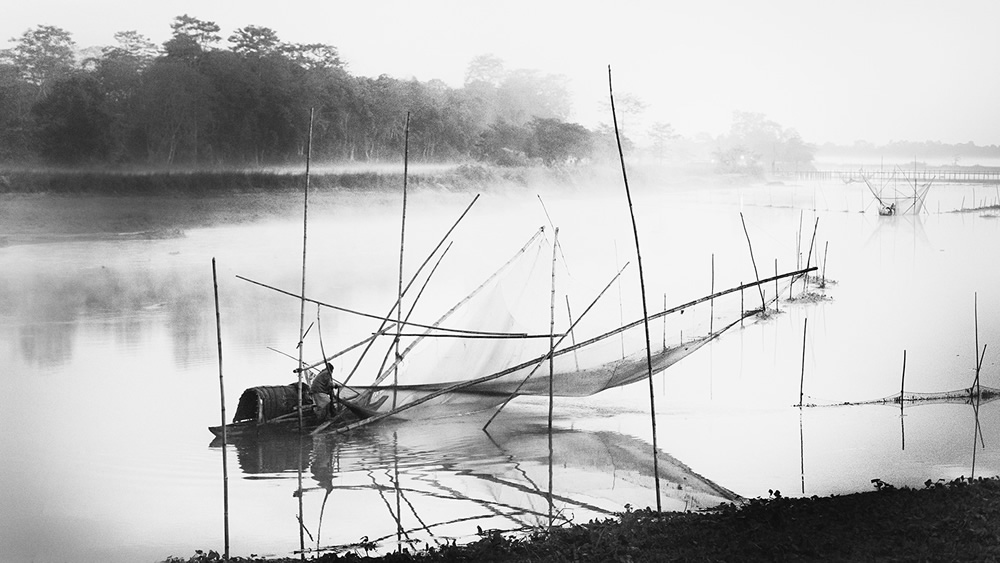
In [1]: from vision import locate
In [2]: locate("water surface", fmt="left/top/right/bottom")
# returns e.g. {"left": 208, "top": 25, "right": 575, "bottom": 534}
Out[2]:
{"left": 1, "top": 178, "right": 998, "bottom": 561}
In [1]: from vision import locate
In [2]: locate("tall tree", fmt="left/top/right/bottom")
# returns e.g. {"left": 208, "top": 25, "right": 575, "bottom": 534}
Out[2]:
{"left": 464, "top": 54, "right": 505, "bottom": 86}
{"left": 648, "top": 121, "right": 679, "bottom": 161}
{"left": 2, "top": 25, "right": 76, "bottom": 96}
{"left": 170, "top": 15, "right": 221, "bottom": 50}
{"left": 228, "top": 26, "right": 281, "bottom": 58}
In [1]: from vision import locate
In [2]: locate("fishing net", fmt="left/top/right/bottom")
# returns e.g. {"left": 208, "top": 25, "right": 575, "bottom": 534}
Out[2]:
{"left": 824, "top": 385, "right": 1000, "bottom": 407}
{"left": 370, "top": 231, "right": 754, "bottom": 400}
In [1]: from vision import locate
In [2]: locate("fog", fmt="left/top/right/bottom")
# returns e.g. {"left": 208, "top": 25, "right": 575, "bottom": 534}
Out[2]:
{"left": 5, "top": 1, "right": 999, "bottom": 145}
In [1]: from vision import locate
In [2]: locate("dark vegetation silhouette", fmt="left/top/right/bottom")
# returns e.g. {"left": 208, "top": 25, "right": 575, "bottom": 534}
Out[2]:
{"left": 0, "top": 18, "right": 594, "bottom": 168}
{"left": 3, "top": 17, "right": 994, "bottom": 174}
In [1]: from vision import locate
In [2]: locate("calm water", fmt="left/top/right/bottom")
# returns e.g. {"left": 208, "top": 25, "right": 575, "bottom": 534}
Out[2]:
{"left": 1, "top": 177, "right": 998, "bottom": 561}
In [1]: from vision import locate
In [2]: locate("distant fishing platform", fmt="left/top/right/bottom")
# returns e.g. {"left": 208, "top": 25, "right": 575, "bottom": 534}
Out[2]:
{"left": 777, "top": 168, "right": 1000, "bottom": 184}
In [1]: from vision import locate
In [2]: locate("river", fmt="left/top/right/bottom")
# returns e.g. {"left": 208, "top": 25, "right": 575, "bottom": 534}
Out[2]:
{"left": 1, "top": 173, "right": 998, "bottom": 561}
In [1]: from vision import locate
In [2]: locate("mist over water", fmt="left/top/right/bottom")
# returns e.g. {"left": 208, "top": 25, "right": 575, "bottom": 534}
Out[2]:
{"left": 1, "top": 176, "right": 999, "bottom": 561}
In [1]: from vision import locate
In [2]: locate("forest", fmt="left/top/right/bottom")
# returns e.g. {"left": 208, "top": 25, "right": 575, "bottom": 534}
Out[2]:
{"left": 0, "top": 15, "right": 834, "bottom": 174}
{"left": 0, "top": 16, "right": 600, "bottom": 168}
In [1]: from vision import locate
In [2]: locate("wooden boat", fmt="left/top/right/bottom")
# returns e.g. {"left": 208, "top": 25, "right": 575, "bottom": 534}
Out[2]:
{"left": 208, "top": 383, "right": 387, "bottom": 438}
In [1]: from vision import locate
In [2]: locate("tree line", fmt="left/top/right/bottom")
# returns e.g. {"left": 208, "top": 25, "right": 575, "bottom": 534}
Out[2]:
{"left": 0, "top": 17, "right": 597, "bottom": 167}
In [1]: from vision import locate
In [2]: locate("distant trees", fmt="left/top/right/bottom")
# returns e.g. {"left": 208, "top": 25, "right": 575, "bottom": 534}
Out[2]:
{"left": 0, "top": 20, "right": 600, "bottom": 167}
{"left": 713, "top": 111, "right": 817, "bottom": 174}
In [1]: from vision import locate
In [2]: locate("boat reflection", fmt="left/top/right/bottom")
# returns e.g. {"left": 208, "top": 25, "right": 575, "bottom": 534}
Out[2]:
{"left": 211, "top": 409, "right": 739, "bottom": 555}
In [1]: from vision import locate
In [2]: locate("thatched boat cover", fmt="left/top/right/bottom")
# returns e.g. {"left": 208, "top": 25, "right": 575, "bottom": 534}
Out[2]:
{"left": 233, "top": 384, "right": 310, "bottom": 423}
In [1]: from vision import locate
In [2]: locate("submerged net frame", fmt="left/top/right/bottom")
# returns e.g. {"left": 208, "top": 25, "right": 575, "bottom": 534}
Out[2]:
{"left": 817, "top": 385, "right": 1000, "bottom": 408}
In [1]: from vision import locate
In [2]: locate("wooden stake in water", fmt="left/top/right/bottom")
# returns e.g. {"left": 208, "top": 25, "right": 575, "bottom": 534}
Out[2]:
{"left": 803, "top": 217, "right": 819, "bottom": 294}
{"left": 547, "top": 227, "right": 558, "bottom": 529}
{"left": 662, "top": 293, "right": 667, "bottom": 350}
{"left": 974, "top": 292, "right": 980, "bottom": 390}
{"left": 740, "top": 212, "right": 766, "bottom": 311}
{"left": 821, "top": 241, "right": 829, "bottom": 287}
{"left": 609, "top": 65, "right": 661, "bottom": 511}
{"left": 394, "top": 112, "right": 411, "bottom": 410}
{"left": 295, "top": 107, "right": 314, "bottom": 562}
{"left": 710, "top": 254, "right": 715, "bottom": 333}
{"left": 900, "top": 349, "right": 907, "bottom": 404}
{"left": 296, "top": 107, "right": 315, "bottom": 430}
{"left": 212, "top": 258, "right": 230, "bottom": 560}
{"left": 796, "top": 210, "right": 803, "bottom": 269}
{"left": 799, "top": 318, "right": 808, "bottom": 407}
{"left": 774, "top": 259, "right": 779, "bottom": 313}
{"left": 566, "top": 295, "right": 580, "bottom": 371}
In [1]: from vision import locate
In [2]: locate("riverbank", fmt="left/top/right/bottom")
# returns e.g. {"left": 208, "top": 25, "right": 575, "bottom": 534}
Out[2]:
{"left": 0, "top": 163, "right": 718, "bottom": 246}
{"left": 0, "top": 163, "right": 597, "bottom": 196}
{"left": 163, "top": 476, "right": 1000, "bottom": 562}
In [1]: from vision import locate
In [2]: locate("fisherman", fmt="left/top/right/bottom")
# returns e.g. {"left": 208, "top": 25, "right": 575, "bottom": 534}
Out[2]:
{"left": 309, "top": 362, "right": 339, "bottom": 421}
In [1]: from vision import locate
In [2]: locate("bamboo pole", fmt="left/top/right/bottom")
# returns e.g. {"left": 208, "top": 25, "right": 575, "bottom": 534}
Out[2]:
{"left": 295, "top": 106, "right": 314, "bottom": 563}
{"left": 236, "top": 276, "right": 525, "bottom": 336}
{"left": 774, "top": 259, "right": 779, "bottom": 313}
{"left": 740, "top": 282, "right": 744, "bottom": 327}
{"left": 974, "top": 292, "right": 979, "bottom": 390}
{"left": 393, "top": 112, "right": 411, "bottom": 410}
{"left": 212, "top": 258, "right": 229, "bottom": 560}
{"left": 740, "top": 213, "right": 767, "bottom": 311}
{"left": 800, "top": 217, "right": 818, "bottom": 294}
{"left": 537, "top": 195, "right": 570, "bottom": 270}
{"left": 482, "top": 262, "right": 630, "bottom": 429}
{"left": 301, "top": 227, "right": 542, "bottom": 377}
{"left": 566, "top": 295, "right": 580, "bottom": 371}
{"left": 900, "top": 349, "right": 907, "bottom": 406}
{"left": 662, "top": 293, "right": 667, "bottom": 350}
{"left": 321, "top": 267, "right": 816, "bottom": 437}
{"left": 609, "top": 65, "right": 661, "bottom": 512}
{"left": 821, "top": 241, "right": 829, "bottom": 287}
{"left": 547, "top": 228, "right": 558, "bottom": 529}
{"left": 370, "top": 243, "right": 453, "bottom": 387}
{"left": 341, "top": 194, "right": 481, "bottom": 386}
{"left": 799, "top": 318, "right": 808, "bottom": 407}
{"left": 797, "top": 211, "right": 803, "bottom": 269}
{"left": 710, "top": 254, "right": 715, "bottom": 334}
{"left": 297, "top": 107, "right": 315, "bottom": 430}
{"left": 614, "top": 241, "right": 625, "bottom": 359}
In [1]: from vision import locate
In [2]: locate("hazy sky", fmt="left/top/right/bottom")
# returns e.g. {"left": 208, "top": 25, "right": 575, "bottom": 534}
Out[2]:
{"left": 4, "top": 0, "right": 998, "bottom": 145}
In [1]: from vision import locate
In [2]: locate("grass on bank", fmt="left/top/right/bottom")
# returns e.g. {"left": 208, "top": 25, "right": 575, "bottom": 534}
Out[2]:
{"left": 163, "top": 475, "right": 1000, "bottom": 562}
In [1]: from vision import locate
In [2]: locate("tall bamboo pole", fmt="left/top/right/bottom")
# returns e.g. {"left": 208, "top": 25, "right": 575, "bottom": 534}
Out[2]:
{"left": 799, "top": 318, "right": 808, "bottom": 407}
{"left": 803, "top": 217, "right": 819, "bottom": 293}
{"left": 394, "top": 112, "right": 411, "bottom": 410}
{"left": 662, "top": 293, "right": 667, "bottom": 350}
{"left": 774, "top": 259, "right": 779, "bottom": 313}
{"left": 608, "top": 65, "right": 661, "bottom": 511}
{"left": 566, "top": 295, "right": 580, "bottom": 371}
{"left": 740, "top": 212, "right": 766, "bottom": 310}
{"left": 482, "top": 263, "right": 630, "bottom": 430}
{"left": 821, "top": 241, "right": 829, "bottom": 287}
{"left": 212, "top": 258, "right": 229, "bottom": 560}
{"left": 974, "top": 293, "right": 980, "bottom": 390}
{"left": 547, "top": 228, "right": 558, "bottom": 529}
{"left": 295, "top": 107, "right": 314, "bottom": 562}
{"left": 296, "top": 108, "right": 315, "bottom": 428}
{"left": 710, "top": 254, "right": 715, "bottom": 333}
{"left": 900, "top": 350, "right": 907, "bottom": 403}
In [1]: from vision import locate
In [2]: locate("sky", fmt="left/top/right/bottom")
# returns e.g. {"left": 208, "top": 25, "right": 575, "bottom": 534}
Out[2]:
{"left": 4, "top": 0, "right": 999, "bottom": 146}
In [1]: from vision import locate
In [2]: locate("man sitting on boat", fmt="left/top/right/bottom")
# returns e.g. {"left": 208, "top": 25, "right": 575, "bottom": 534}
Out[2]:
{"left": 309, "top": 363, "right": 339, "bottom": 421}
